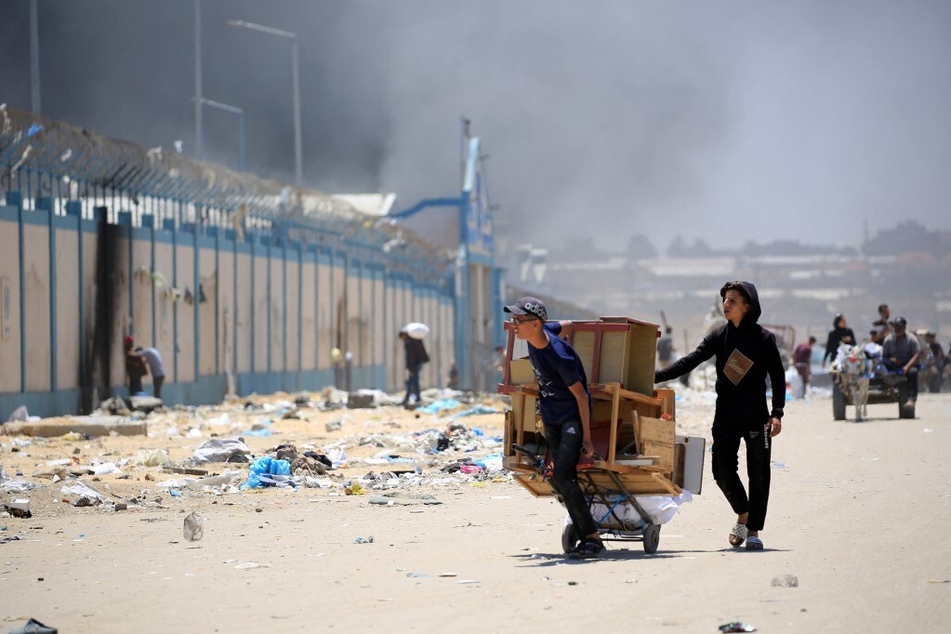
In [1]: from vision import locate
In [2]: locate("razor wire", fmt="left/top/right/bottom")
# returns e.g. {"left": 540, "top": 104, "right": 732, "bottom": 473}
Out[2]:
{"left": 0, "top": 105, "right": 453, "bottom": 285}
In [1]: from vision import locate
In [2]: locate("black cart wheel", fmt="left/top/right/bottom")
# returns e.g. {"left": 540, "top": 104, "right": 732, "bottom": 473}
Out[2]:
{"left": 832, "top": 383, "right": 847, "bottom": 420}
{"left": 642, "top": 523, "right": 660, "bottom": 554}
{"left": 561, "top": 521, "right": 579, "bottom": 554}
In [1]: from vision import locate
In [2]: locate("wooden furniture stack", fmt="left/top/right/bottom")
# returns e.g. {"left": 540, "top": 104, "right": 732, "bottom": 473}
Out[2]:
{"left": 499, "top": 316, "right": 705, "bottom": 496}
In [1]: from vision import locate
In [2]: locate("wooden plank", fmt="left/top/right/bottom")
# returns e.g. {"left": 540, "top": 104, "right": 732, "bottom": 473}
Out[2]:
{"left": 512, "top": 474, "right": 556, "bottom": 497}
{"left": 592, "top": 460, "right": 664, "bottom": 475}
{"left": 616, "top": 386, "right": 663, "bottom": 408}
{"left": 608, "top": 382, "right": 620, "bottom": 465}
{"left": 572, "top": 330, "right": 597, "bottom": 385}
{"left": 509, "top": 358, "right": 535, "bottom": 385}
{"left": 640, "top": 415, "right": 676, "bottom": 469}
{"left": 580, "top": 470, "right": 678, "bottom": 495}
{"left": 651, "top": 471, "right": 682, "bottom": 495}
{"left": 600, "top": 330, "right": 627, "bottom": 385}
{"left": 503, "top": 457, "right": 539, "bottom": 474}
{"left": 503, "top": 409, "right": 512, "bottom": 456}
{"left": 655, "top": 387, "right": 676, "bottom": 420}
{"left": 516, "top": 393, "right": 526, "bottom": 448}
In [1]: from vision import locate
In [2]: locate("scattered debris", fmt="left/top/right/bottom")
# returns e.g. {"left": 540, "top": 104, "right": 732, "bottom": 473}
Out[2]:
{"left": 771, "top": 573, "right": 799, "bottom": 587}
{"left": 719, "top": 623, "right": 756, "bottom": 633}
{"left": 183, "top": 510, "right": 204, "bottom": 542}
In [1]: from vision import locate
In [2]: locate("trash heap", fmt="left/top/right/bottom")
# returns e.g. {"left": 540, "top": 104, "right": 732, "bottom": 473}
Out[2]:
{"left": 1, "top": 387, "right": 511, "bottom": 520}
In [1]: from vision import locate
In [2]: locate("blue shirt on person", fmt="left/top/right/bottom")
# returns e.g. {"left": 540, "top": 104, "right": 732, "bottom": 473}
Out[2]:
{"left": 527, "top": 323, "right": 591, "bottom": 426}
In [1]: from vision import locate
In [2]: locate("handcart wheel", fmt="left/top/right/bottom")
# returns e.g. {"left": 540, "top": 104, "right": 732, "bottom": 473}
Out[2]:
{"left": 561, "top": 522, "right": 579, "bottom": 554}
{"left": 642, "top": 523, "right": 660, "bottom": 554}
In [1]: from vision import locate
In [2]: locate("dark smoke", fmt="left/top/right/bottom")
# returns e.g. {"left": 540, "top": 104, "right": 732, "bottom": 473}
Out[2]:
{"left": 2, "top": 0, "right": 950, "bottom": 253}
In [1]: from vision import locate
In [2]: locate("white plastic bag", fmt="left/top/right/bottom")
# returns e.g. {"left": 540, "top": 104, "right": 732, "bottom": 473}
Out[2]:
{"left": 402, "top": 322, "right": 429, "bottom": 339}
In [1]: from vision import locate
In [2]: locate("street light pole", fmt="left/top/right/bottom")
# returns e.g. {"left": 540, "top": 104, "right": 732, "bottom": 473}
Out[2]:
{"left": 29, "top": 0, "right": 41, "bottom": 114}
{"left": 290, "top": 38, "right": 303, "bottom": 188}
{"left": 228, "top": 19, "right": 302, "bottom": 187}
{"left": 196, "top": 98, "right": 246, "bottom": 172}
{"left": 194, "top": 0, "right": 204, "bottom": 160}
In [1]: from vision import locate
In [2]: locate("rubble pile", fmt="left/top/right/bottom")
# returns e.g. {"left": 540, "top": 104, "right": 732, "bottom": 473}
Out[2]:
{"left": 1, "top": 388, "right": 510, "bottom": 521}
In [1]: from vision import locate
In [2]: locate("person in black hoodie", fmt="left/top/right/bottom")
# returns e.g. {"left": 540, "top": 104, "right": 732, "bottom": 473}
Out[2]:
{"left": 822, "top": 314, "right": 857, "bottom": 367}
{"left": 654, "top": 281, "right": 785, "bottom": 551}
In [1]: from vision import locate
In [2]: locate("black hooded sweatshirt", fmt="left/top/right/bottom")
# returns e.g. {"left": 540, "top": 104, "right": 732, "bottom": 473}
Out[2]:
{"left": 655, "top": 281, "right": 785, "bottom": 428}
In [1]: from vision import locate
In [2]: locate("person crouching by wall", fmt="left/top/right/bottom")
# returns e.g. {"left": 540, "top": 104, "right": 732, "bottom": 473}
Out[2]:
{"left": 123, "top": 336, "right": 148, "bottom": 397}
{"left": 137, "top": 346, "right": 167, "bottom": 400}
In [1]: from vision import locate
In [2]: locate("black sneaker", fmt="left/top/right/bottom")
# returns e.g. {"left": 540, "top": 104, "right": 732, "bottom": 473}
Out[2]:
{"left": 568, "top": 538, "right": 604, "bottom": 560}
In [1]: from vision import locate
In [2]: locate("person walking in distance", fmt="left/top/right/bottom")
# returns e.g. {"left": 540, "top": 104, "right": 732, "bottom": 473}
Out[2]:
{"left": 657, "top": 326, "right": 674, "bottom": 369}
{"left": 399, "top": 328, "right": 429, "bottom": 407}
{"left": 792, "top": 336, "right": 817, "bottom": 397}
{"left": 654, "top": 281, "right": 786, "bottom": 551}
{"left": 504, "top": 296, "right": 604, "bottom": 559}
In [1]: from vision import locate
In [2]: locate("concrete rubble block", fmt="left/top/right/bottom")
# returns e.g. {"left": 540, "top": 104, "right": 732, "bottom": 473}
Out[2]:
{"left": 1, "top": 416, "right": 148, "bottom": 438}
{"left": 347, "top": 393, "right": 376, "bottom": 409}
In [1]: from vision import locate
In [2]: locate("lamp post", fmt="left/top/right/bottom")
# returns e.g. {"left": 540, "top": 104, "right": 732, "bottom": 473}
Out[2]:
{"left": 227, "top": 19, "right": 302, "bottom": 187}
{"left": 194, "top": 0, "right": 203, "bottom": 160}
{"left": 196, "top": 98, "right": 246, "bottom": 172}
{"left": 29, "top": 0, "right": 40, "bottom": 114}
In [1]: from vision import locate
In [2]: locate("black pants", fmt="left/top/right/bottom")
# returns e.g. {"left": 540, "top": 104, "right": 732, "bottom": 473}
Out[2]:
{"left": 883, "top": 360, "right": 919, "bottom": 401}
{"left": 712, "top": 422, "right": 772, "bottom": 532}
{"left": 545, "top": 419, "right": 598, "bottom": 539}
{"left": 403, "top": 364, "right": 422, "bottom": 403}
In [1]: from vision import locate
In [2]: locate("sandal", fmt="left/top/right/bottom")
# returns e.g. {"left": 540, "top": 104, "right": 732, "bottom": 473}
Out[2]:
{"left": 729, "top": 523, "right": 748, "bottom": 547}
{"left": 745, "top": 536, "right": 764, "bottom": 551}
{"left": 567, "top": 538, "right": 604, "bottom": 560}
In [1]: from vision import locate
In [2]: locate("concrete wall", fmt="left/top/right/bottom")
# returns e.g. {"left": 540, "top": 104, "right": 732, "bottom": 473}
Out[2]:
{"left": 0, "top": 197, "right": 455, "bottom": 420}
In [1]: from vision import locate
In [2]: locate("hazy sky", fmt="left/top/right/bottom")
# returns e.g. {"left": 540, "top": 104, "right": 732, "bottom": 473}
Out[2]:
{"left": 2, "top": 0, "right": 950, "bottom": 252}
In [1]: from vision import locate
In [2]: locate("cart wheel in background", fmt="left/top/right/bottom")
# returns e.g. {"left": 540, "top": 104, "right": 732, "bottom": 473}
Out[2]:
{"left": 832, "top": 383, "right": 847, "bottom": 420}
{"left": 561, "top": 522, "right": 579, "bottom": 554}
{"left": 642, "top": 523, "right": 660, "bottom": 554}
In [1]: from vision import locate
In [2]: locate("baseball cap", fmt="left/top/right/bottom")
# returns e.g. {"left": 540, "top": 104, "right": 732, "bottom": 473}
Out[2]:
{"left": 891, "top": 316, "right": 907, "bottom": 327}
{"left": 504, "top": 296, "right": 548, "bottom": 321}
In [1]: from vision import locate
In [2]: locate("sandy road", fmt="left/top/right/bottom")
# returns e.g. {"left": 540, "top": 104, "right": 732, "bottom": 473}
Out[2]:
{"left": 2, "top": 392, "right": 950, "bottom": 633}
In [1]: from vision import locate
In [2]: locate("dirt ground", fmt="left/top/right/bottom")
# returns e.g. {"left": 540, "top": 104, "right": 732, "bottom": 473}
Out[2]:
{"left": 2, "top": 387, "right": 950, "bottom": 633}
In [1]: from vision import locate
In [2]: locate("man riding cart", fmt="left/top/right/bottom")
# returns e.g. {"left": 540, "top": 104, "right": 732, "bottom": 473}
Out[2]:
{"left": 829, "top": 316, "right": 919, "bottom": 421}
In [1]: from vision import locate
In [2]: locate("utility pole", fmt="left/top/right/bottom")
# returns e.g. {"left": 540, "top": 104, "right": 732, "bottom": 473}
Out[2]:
{"left": 29, "top": 0, "right": 41, "bottom": 114}
{"left": 194, "top": 0, "right": 204, "bottom": 160}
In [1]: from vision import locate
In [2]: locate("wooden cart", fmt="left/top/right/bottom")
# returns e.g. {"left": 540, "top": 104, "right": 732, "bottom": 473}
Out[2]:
{"left": 499, "top": 317, "right": 705, "bottom": 554}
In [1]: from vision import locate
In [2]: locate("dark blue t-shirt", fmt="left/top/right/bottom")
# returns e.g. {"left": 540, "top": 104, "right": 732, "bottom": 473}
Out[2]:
{"left": 528, "top": 323, "right": 591, "bottom": 426}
